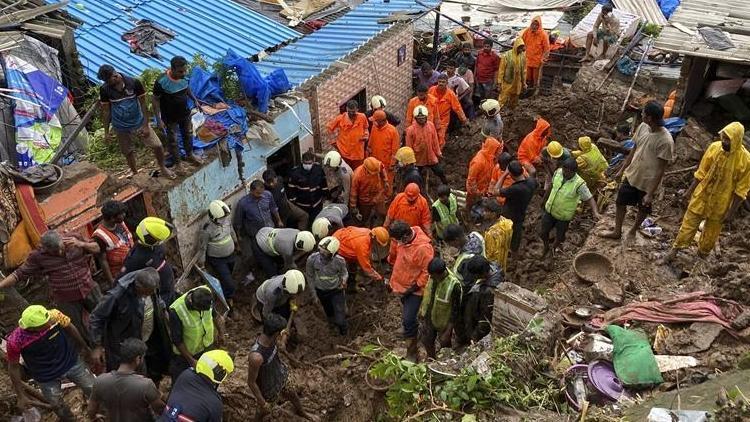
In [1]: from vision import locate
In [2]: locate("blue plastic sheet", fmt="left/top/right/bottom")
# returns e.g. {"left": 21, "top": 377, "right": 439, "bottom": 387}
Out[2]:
{"left": 657, "top": 0, "right": 680, "bottom": 19}
{"left": 664, "top": 117, "right": 686, "bottom": 136}
{"left": 223, "top": 49, "right": 272, "bottom": 113}
{"left": 189, "top": 67, "right": 226, "bottom": 107}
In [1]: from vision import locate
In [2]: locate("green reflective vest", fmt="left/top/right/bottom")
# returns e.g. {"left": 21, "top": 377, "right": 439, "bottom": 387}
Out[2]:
{"left": 545, "top": 170, "right": 587, "bottom": 221}
{"left": 430, "top": 270, "right": 461, "bottom": 330}
{"left": 170, "top": 286, "right": 215, "bottom": 356}
{"left": 432, "top": 194, "right": 459, "bottom": 238}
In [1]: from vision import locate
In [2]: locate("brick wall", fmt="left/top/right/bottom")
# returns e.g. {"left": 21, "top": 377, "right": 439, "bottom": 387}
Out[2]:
{"left": 302, "top": 23, "right": 414, "bottom": 151}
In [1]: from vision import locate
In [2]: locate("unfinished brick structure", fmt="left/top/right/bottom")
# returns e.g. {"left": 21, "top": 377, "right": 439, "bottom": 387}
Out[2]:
{"left": 300, "top": 23, "right": 414, "bottom": 151}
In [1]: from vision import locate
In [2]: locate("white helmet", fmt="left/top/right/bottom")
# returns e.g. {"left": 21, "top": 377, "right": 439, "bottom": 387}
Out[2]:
{"left": 208, "top": 200, "right": 230, "bottom": 220}
{"left": 413, "top": 105, "right": 429, "bottom": 118}
{"left": 295, "top": 231, "right": 316, "bottom": 252}
{"left": 480, "top": 99, "right": 500, "bottom": 116}
{"left": 283, "top": 269, "right": 306, "bottom": 294}
{"left": 371, "top": 95, "right": 386, "bottom": 109}
{"left": 319, "top": 236, "right": 340, "bottom": 254}
{"left": 312, "top": 217, "right": 331, "bottom": 239}
{"left": 323, "top": 151, "right": 342, "bottom": 168}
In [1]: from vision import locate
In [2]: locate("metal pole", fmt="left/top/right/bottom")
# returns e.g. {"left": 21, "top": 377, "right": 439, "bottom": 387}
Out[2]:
{"left": 51, "top": 102, "right": 98, "bottom": 165}
{"left": 431, "top": 6, "right": 441, "bottom": 68}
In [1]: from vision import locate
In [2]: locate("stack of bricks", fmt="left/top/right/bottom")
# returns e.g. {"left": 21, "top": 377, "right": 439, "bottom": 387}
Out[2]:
{"left": 302, "top": 23, "right": 415, "bottom": 151}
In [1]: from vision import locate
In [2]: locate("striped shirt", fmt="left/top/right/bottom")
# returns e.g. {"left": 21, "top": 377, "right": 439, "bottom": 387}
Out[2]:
{"left": 14, "top": 243, "right": 94, "bottom": 303}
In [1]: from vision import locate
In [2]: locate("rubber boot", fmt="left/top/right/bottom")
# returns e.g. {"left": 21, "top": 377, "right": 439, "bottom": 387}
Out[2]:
{"left": 405, "top": 337, "right": 420, "bottom": 363}
{"left": 423, "top": 339, "right": 436, "bottom": 359}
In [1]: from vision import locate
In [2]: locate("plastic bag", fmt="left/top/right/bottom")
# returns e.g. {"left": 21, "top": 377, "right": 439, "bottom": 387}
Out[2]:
{"left": 606, "top": 325, "right": 663, "bottom": 387}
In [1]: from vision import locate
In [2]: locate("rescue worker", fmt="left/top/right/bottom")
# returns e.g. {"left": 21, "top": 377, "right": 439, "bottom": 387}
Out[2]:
{"left": 663, "top": 122, "right": 750, "bottom": 262}
{"left": 349, "top": 157, "right": 388, "bottom": 226}
{"left": 406, "top": 84, "right": 441, "bottom": 132}
{"left": 7, "top": 305, "right": 95, "bottom": 421}
{"left": 322, "top": 150, "right": 353, "bottom": 205}
{"left": 419, "top": 257, "right": 461, "bottom": 358}
{"left": 162, "top": 349, "right": 234, "bottom": 421}
{"left": 494, "top": 161, "right": 538, "bottom": 263}
{"left": 333, "top": 226, "right": 390, "bottom": 286}
{"left": 479, "top": 99, "right": 504, "bottom": 139}
{"left": 573, "top": 136, "right": 608, "bottom": 191}
{"left": 541, "top": 140, "right": 571, "bottom": 192}
{"left": 90, "top": 268, "right": 171, "bottom": 379}
{"left": 368, "top": 109, "right": 400, "bottom": 189}
{"left": 311, "top": 203, "right": 349, "bottom": 239}
{"left": 459, "top": 256, "right": 498, "bottom": 344}
{"left": 306, "top": 237, "right": 349, "bottom": 335}
{"left": 287, "top": 151, "right": 329, "bottom": 220}
{"left": 236, "top": 180, "right": 285, "bottom": 279}
{"left": 431, "top": 184, "right": 460, "bottom": 240}
{"left": 428, "top": 73, "right": 468, "bottom": 148}
{"left": 406, "top": 105, "right": 448, "bottom": 184}
{"left": 263, "top": 169, "right": 309, "bottom": 230}
{"left": 497, "top": 37, "right": 527, "bottom": 110}
{"left": 93, "top": 199, "right": 134, "bottom": 286}
{"left": 327, "top": 100, "right": 369, "bottom": 169}
{"left": 394, "top": 146, "right": 425, "bottom": 192}
{"left": 387, "top": 221, "right": 434, "bottom": 362}
{"left": 247, "top": 314, "right": 314, "bottom": 422}
{"left": 467, "top": 137, "right": 503, "bottom": 209}
{"left": 122, "top": 216, "right": 177, "bottom": 304}
{"left": 168, "top": 285, "right": 224, "bottom": 381}
{"left": 542, "top": 158, "right": 601, "bottom": 260}
{"left": 365, "top": 95, "right": 401, "bottom": 130}
{"left": 443, "top": 224, "right": 486, "bottom": 279}
{"left": 517, "top": 116, "right": 551, "bottom": 172}
{"left": 384, "top": 183, "right": 432, "bottom": 237}
{"left": 581, "top": 3, "right": 620, "bottom": 62}
{"left": 521, "top": 16, "right": 550, "bottom": 91}
{"left": 255, "top": 269, "right": 306, "bottom": 320}
{"left": 197, "top": 200, "right": 238, "bottom": 304}
{"left": 255, "top": 227, "right": 316, "bottom": 274}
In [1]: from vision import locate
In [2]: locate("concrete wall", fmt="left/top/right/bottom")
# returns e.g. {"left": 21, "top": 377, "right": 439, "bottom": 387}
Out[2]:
{"left": 303, "top": 24, "right": 414, "bottom": 149}
{"left": 166, "top": 99, "right": 312, "bottom": 267}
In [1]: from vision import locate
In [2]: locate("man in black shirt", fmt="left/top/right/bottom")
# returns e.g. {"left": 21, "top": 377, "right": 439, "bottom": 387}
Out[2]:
{"left": 286, "top": 151, "right": 328, "bottom": 221}
{"left": 153, "top": 56, "right": 204, "bottom": 171}
{"left": 263, "top": 169, "right": 309, "bottom": 230}
{"left": 495, "top": 161, "right": 538, "bottom": 262}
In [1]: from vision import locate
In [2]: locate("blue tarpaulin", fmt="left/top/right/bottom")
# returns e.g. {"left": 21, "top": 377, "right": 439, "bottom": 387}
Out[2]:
{"left": 222, "top": 50, "right": 291, "bottom": 113}
{"left": 657, "top": 0, "right": 680, "bottom": 19}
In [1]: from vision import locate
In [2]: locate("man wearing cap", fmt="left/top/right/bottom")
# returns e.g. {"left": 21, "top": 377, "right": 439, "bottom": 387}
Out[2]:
{"left": 394, "top": 146, "right": 424, "bottom": 193}
{"left": 322, "top": 150, "right": 353, "bottom": 205}
{"left": 384, "top": 183, "right": 432, "bottom": 237}
{"left": 333, "top": 226, "right": 390, "bottom": 287}
{"left": 121, "top": 216, "right": 177, "bottom": 304}
{"left": 327, "top": 100, "right": 369, "bottom": 169}
{"left": 306, "top": 237, "right": 349, "bottom": 335}
{"left": 312, "top": 203, "right": 349, "bottom": 239}
{"left": 365, "top": 95, "right": 401, "bottom": 131}
{"left": 7, "top": 305, "right": 95, "bottom": 421}
{"left": 429, "top": 73, "right": 468, "bottom": 148}
{"left": 0, "top": 230, "right": 101, "bottom": 346}
{"left": 93, "top": 199, "right": 134, "bottom": 287}
{"left": 541, "top": 140, "right": 572, "bottom": 193}
{"left": 406, "top": 105, "right": 448, "bottom": 185}
{"left": 368, "top": 109, "right": 400, "bottom": 190}
{"left": 349, "top": 157, "right": 388, "bottom": 226}
{"left": 255, "top": 228, "right": 316, "bottom": 274}
{"left": 162, "top": 349, "right": 234, "bottom": 422}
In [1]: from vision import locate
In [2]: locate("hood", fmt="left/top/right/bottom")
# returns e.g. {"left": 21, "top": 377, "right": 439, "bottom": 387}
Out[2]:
{"left": 411, "top": 226, "right": 432, "bottom": 246}
{"left": 481, "top": 137, "right": 502, "bottom": 159}
{"left": 529, "top": 15, "right": 543, "bottom": 30}
{"left": 532, "top": 118, "right": 551, "bottom": 139}
{"left": 719, "top": 121, "right": 745, "bottom": 155}
{"left": 117, "top": 269, "right": 140, "bottom": 289}
{"left": 513, "top": 36, "right": 525, "bottom": 53}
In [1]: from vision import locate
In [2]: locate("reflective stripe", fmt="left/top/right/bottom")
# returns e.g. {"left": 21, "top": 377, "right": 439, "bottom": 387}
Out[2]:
{"left": 432, "top": 194, "right": 459, "bottom": 236}
{"left": 266, "top": 230, "right": 279, "bottom": 256}
{"left": 169, "top": 286, "right": 215, "bottom": 356}
{"left": 208, "top": 235, "right": 232, "bottom": 246}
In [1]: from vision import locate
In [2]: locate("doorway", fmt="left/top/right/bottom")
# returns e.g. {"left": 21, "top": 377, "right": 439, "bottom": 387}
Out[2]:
{"left": 339, "top": 88, "right": 368, "bottom": 113}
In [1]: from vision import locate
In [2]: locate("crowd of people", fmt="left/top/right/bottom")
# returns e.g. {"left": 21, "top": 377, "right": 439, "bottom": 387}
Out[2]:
{"left": 3, "top": 5, "right": 750, "bottom": 422}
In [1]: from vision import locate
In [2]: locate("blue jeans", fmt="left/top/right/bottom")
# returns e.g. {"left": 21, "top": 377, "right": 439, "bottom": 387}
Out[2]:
{"left": 38, "top": 358, "right": 94, "bottom": 421}
{"left": 400, "top": 293, "right": 422, "bottom": 338}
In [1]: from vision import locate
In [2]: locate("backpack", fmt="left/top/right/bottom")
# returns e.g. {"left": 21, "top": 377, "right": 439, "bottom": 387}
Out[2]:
{"left": 485, "top": 217, "right": 513, "bottom": 270}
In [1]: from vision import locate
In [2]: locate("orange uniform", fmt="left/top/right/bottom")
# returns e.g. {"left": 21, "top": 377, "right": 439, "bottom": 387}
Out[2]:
{"left": 385, "top": 192, "right": 431, "bottom": 235}
{"left": 466, "top": 137, "right": 503, "bottom": 196}
{"left": 333, "top": 226, "right": 381, "bottom": 280}
{"left": 406, "top": 95, "right": 441, "bottom": 132}
{"left": 490, "top": 164, "right": 529, "bottom": 205}
{"left": 517, "top": 118, "right": 551, "bottom": 166}
{"left": 521, "top": 16, "right": 550, "bottom": 83}
{"left": 368, "top": 121, "right": 400, "bottom": 185}
{"left": 349, "top": 161, "right": 387, "bottom": 208}
{"left": 428, "top": 85, "right": 467, "bottom": 147}
{"left": 405, "top": 121, "right": 441, "bottom": 167}
{"left": 387, "top": 226, "right": 433, "bottom": 295}
{"left": 327, "top": 112, "right": 369, "bottom": 162}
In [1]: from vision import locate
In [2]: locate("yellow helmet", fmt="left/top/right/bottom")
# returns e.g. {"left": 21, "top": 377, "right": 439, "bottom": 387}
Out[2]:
{"left": 370, "top": 95, "right": 386, "bottom": 109}
{"left": 413, "top": 105, "right": 429, "bottom": 118}
{"left": 136, "top": 217, "right": 174, "bottom": 245}
{"left": 578, "top": 136, "right": 593, "bottom": 152}
{"left": 195, "top": 349, "right": 234, "bottom": 384}
{"left": 319, "top": 236, "right": 340, "bottom": 254}
{"left": 546, "top": 141, "right": 564, "bottom": 159}
{"left": 19, "top": 305, "right": 50, "bottom": 329}
{"left": 395, "top": 147, "right": 416, "bottom": 165}
{"left": 371, "top": 226, "right": 390, "bottom": 246}
{"left": 312, "top": 218, "right": 331, "bottom": 239}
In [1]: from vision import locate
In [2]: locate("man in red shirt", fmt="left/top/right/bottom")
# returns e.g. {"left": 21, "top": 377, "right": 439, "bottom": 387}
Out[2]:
{"left": 474, "top": 38, "right": 500, "bottom": 101}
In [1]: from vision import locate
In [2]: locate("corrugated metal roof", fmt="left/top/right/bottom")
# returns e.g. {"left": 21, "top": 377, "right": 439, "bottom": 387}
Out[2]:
{"left": 492, "top": 0, "right": 577, "bottom": 11}
{"left": 60, "top": 0, "right": 301, "bottom": 80}
{"left": 613, "top": 0, "right": 667, "bottom": 26}
{"left": 255, "top": 0, "right": 439, "bottom": 87}
{"left": 655, "top": 0, "right": 750, "bottom": 64}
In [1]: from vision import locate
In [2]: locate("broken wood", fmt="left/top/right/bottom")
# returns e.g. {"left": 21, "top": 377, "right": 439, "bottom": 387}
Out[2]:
{"left": 620, "top": 37, "right": 654, "bottom": 113}
{"left": 665, "top": 165, "right": 698, "bottom": 176}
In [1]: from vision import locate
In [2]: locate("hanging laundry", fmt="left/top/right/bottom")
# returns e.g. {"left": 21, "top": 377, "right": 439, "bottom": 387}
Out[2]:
{"left": 121, "top": 19, "right": 176, "bottom": 59}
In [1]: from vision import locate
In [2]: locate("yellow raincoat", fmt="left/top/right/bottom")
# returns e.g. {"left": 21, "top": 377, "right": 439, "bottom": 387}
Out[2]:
{"left": 674, "top": 122, "right": 750, "bottom": 254}
{"left": 498, "top": 37, "right": 526, "bottom": 110}
{"left": 573, "top": 136, "right": 608, "bottom": 190}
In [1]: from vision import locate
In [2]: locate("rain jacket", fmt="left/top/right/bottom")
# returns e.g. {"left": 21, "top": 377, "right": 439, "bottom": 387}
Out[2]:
{"left": 406, "top": 120, "right": 441, "bottom": 166}
{"left": 575, "top": 143, "right": 608, "bottom": 190}
{"left": 387, "top": 227, "right": 434, "bottom": 295}
{"left": 688, "top": 122, "right": 750, "bottom": 220}
{"left": 498, "top": 37, "right": 527, "bottom": 94}
{"left": 428, "top": 85, "right": 467, "bottom": 147}
{"left": 386, "top": 192, "right": 432, "bottom": 234}
{"left": 349, "top": 162, "right": 387, "bottom": 207}
{"left": 521, "top": 16, "right": 550, "bottom": 68}
{"left": 369, "top": 122, "right": 400, "bottom": 172}
{"left": 333, "top": 227, "right": 381, "bottom": 280}
{"left": 406, "top": 95, "right": 441, "bottom": 130}
{"left": 467, "top": 137, "right": 503, "bottom": 195}
{"left": 517, "top": 118, "right": 551, "bottom": 166}
{"left": 327, "top": 112, "right": 369, "bottom": 161}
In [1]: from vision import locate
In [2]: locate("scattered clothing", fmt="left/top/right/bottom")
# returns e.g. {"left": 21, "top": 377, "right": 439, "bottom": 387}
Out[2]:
{"left": 122, "top": 19, "right": 175, "bottom": 59}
